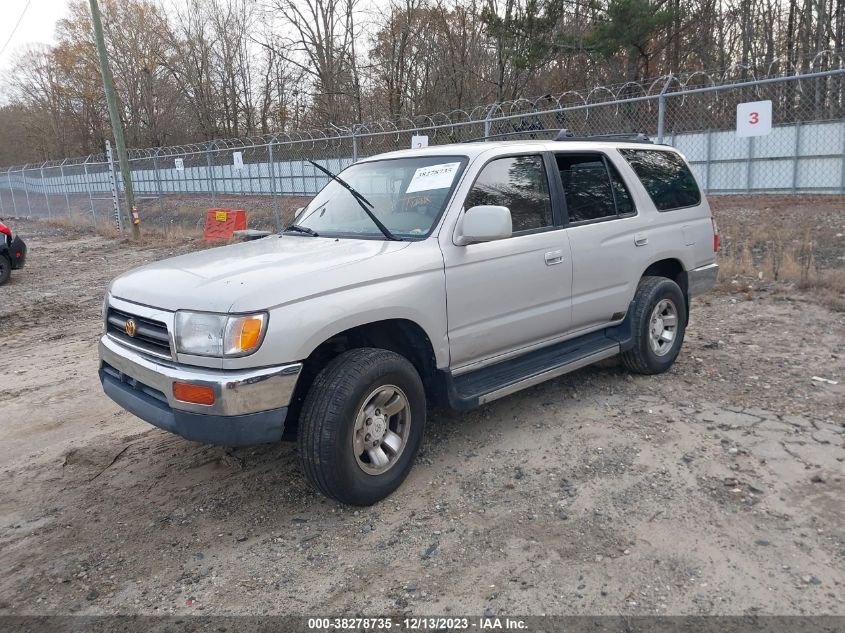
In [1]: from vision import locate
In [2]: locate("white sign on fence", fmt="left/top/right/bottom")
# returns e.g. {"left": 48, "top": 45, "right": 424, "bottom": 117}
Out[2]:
{"left": 736, "top": 100, "right": 772, "bottom": 137}
{"left": 233, "top": 151, "right": 244, "bottom": 170}
{"left": 411, "top": 135, "right": 429, "bottom": 149}
{"left": 174, "top": 158, "right": 184, "bottom": 171}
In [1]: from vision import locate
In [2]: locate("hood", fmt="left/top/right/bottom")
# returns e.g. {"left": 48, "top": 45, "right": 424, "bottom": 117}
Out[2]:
{"left": 109, "top": 235, "right": 412, "bottom": 313}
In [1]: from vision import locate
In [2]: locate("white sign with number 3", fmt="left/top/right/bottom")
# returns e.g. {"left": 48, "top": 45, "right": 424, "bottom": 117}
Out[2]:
{"left": 736, "top": 100, "right": 772, "bottom": 137}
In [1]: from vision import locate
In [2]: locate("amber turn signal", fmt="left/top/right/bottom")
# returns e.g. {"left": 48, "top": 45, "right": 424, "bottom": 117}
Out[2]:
{"left": 173, "top": 382, "right": 216, "bottom": 405}
{"left": 234, "top": 316, "right": 263, "bottom": 352}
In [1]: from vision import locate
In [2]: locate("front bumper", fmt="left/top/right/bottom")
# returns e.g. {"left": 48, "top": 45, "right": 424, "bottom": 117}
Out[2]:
{"left": 99, "top": 335, "right": 302, "bottom": 446}
{"left": 688, "top": 263, "right": 718, "bottom": 296}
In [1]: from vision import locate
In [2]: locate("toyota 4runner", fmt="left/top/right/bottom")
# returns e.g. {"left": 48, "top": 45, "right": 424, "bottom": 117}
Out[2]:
{"left": 99, "top": 136, "right": 718, "bottom": 505}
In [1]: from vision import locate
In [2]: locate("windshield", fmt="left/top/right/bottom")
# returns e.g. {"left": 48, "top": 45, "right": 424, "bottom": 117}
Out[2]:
{"left": 296, "top": 156, "right": 468, "bottom": 239}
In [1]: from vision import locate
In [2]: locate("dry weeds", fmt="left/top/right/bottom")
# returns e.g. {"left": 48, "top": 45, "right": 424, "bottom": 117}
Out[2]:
{"left": 712, "top": 195, "right": 845, "bottom": 311}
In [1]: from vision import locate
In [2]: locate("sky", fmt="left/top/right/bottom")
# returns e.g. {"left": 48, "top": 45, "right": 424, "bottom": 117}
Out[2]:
{"left": 0, "top": 0, "right": 70, "bottom": 73}
{"left": 0, "top": 0, "right": 393, "bottom": 83}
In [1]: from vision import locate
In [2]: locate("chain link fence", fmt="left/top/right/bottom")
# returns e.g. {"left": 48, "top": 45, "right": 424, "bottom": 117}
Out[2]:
{"left": 1, "top": 68, "right": 844, "bottom": 233}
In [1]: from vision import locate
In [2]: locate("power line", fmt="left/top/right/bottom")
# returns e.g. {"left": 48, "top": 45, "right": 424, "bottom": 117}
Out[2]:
{"left": 0, "top": 0, "right": 34, "bottom": 60}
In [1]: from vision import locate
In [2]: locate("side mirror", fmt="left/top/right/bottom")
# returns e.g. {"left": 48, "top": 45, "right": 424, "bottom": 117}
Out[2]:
{"left": 294, "top": 207, "right": 305, "bottom": 219}
{"left": 457, "top": 205, "right": 512, "bottom": 244}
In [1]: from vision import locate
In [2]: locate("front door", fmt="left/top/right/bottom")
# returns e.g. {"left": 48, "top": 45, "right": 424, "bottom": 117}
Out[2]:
{"left": 441, "top": 153, "right": 573, "bottom": 371}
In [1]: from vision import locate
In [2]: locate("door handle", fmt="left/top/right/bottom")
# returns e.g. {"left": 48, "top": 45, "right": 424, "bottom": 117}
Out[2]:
{"left": 544, "top": 250, "right": 564, "bottom": 265}
{"left": 634, "top": 233, "right": 649, "bottom": 247}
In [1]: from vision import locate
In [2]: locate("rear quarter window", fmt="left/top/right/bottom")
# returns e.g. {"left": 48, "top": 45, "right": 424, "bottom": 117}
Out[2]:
{"left": 620, "top": 149, "right": 701, "bottom": 211}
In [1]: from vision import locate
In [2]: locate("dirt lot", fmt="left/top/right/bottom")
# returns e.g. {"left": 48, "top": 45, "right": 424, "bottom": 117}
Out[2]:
{"left": 0, "top": 198, "right": 843, "bottom": 617}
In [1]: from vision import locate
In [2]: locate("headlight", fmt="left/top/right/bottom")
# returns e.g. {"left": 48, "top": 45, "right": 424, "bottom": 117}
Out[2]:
{"left": 175, "top": 311, "right": 267, "bottom": 357}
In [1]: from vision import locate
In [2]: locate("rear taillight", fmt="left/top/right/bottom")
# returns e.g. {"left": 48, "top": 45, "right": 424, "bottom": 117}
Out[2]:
{"left": 0, "top": 222, "right": 10, "bottom": 238}
{"left": 711, "top": 217, "right": 719, "bottom": 252}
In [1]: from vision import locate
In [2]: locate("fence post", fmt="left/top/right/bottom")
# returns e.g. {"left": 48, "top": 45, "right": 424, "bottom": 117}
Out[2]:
{"left": 206, "top": 141, "right": 217, "bottom": 206}
{"left": 704, "top": 129, "right": 712, "bottom": 194}
{"left": 8, "top": 168, "right": 17, "bottom": 216}
{"left": 351, "top": 126, "right": 359, "bottom": 163}
{"left": 656, "top": 74, "right": 673, "bottom": 144}
{"left": 152, "top": 149, "right": 166, "bottom": 218}
{"left": 268, "top": 136, "right": 282, "bottom": 231}
{"left": 59, "top": 159, "right": 72, "bottom": 215}
{"left": 22, "top": 166, "right": 33, "bottom": 218}
{"left": 484, "top": 104, "right": 497, "bottom": 138}
{"left": 746, "top": 136, "right": 754, "bottom": 193}
{"left": 40, "top": 162, "right": 52, "bottom": 219}
{"left": 105, "top": 140, "right": 124, "bottom": 231}
{"left": 83, "top": 156, "right": 97, "bottom": 226}
{"left": 792, "top": 121, "right": 802, "bottom": 193}
{"left": 840, "top": 123, "right": 845, "bottom": 194}
{"left": 299, "top": 140, "right": 307, "bottom": 195}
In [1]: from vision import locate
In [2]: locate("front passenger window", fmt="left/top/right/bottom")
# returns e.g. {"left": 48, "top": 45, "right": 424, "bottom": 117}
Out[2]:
{"left": 464, "top": 155, "right": 553, "bottom": 233}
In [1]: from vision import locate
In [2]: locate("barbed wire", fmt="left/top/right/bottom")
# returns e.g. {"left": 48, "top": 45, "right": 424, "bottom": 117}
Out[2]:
{"left": 4, "top": 52, "right": 845, "bottom": 170}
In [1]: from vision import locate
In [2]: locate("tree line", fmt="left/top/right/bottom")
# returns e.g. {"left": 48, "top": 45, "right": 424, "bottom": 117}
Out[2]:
{"left": 0, "top": 0, "right": 841, "bottom": 166}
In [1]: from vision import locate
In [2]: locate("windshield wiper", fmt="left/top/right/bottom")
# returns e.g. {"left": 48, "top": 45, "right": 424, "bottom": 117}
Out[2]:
{"left": 306, "top": 159, "right": 402, "bottom": 241}
{"left": 283, "top": 223, "right": 319, "bottom": 237}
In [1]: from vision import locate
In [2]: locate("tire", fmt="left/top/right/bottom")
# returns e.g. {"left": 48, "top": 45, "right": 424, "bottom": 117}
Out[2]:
{"left": 0, "top": 255, "right": 10, "bottom": 286}
{"left": 621, "top": 276, "right": 687, "bottom": 375}
{"left": 297, "top": 348, "right": 426, "bottom": 505}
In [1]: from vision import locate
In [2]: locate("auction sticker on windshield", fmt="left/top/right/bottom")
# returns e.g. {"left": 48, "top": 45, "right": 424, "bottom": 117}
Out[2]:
{"left": 406, "top": 162, "right": 461, "bottom": 193}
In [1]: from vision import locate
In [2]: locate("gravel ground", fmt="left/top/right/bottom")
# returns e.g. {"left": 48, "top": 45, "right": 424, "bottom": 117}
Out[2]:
{"left": 0, "top": 204, "right": 843, "bottom": 617}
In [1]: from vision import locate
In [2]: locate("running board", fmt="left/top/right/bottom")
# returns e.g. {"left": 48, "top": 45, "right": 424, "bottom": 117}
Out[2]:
{"left": 442, "top": 313, "right": 633, "bottom": 410}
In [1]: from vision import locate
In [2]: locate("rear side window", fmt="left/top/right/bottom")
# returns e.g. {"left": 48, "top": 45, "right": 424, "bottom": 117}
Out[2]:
{"left": 556, "top": 153, "right": 636, "bottom": 223}
{"left": 620, "top": 149, "right": 701, "bottom": 211}
{"left": 465, "top": 155, "right": 553, "bottom": 233}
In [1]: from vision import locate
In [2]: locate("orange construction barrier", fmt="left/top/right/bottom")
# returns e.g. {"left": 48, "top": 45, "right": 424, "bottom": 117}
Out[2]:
{"left": 203, "top": 209, "right": 247, "bottom": 240}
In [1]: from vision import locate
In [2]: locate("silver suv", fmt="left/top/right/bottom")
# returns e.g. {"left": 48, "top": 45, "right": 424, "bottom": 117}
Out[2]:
{"left": 99, "top": 137, "right": 718, "bottom": 505}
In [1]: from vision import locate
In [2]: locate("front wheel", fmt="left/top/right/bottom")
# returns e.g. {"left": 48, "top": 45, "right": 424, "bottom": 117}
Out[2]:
{"left": 621, "top": 276, "right": 687, "bottom": 375}
{"left": 0, "top": 255, "right": 10, "bottom": 285}
{"left": 297, "top": 348, "right": 426, "bottom": 505}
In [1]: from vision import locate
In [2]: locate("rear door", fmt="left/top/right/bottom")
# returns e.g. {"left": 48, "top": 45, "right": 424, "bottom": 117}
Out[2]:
{"left": 441, "top": 153, "right": 574, "bottom": 370}
{"left": 552, "top": 150, "right": 653, "bottom": 331}
{"left": 618, "top": 148, "right": 714, "bottom": 270}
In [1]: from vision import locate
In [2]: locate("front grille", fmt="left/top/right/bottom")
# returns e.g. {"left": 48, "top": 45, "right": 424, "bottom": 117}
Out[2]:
{"left": 107, "top": 308, "right": 172, "bottom": 359}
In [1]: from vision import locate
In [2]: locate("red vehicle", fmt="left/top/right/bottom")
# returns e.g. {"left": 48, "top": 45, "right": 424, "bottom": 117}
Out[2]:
{"left": 0, "top": 220, "right": 27, "bottom": 285}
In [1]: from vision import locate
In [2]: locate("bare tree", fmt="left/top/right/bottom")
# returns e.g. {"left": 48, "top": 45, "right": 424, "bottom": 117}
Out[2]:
{"left": 3, "top": 0, "right": 845, "bottom": 162}
{"left": 272, "top": 0, "right": 361, "bottom": 123}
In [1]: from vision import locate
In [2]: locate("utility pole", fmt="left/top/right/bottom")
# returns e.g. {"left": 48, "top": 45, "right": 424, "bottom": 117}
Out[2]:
{"left": 88, "top": 0, "right": 140, "bottom": 239}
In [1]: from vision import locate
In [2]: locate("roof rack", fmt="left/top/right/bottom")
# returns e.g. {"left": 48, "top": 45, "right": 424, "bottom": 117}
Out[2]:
{"left": 464, "top": 128, "right": 653, "bottom": 144}
{"left": 554, "top": 129, "right": 653, "bottom": 143}
{"left": 464, "top": 130, "right": 554, "bottom": 142}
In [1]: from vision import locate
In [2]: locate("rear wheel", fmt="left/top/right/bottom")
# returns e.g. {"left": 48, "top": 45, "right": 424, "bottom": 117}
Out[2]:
{"left": 621, "top": 276, "right": 687, "bottom": 375}
{"left": 297, "top": 348, "right": 426, "bottom": 505}
{"left": 0, "top": 255, "right": 10, "bottom": 285}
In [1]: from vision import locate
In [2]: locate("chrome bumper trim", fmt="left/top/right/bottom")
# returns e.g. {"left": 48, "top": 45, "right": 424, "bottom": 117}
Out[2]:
{"left": 99, "top": 335, "right": 302, "bottom": 416}
{"left": 688, "top": 263, "right": 719, "bottom": 296}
